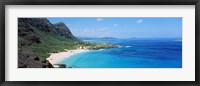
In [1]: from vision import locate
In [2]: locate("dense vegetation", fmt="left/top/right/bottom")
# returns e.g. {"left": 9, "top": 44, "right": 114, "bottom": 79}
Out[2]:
{"left": 18, "top": 18, "right": 116, "bottom": 68}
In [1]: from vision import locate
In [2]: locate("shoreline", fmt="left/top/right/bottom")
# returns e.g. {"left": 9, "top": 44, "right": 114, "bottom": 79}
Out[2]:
{"left": 46, "top": 49, "right": 90, "bottom": 65}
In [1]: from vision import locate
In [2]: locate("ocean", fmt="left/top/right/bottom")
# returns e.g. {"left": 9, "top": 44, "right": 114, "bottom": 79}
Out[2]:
{"left": 60, "top": 38, "right": 182, "bottom": 68}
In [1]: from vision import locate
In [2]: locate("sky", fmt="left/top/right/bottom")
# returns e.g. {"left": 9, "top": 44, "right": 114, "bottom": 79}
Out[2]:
{"left": 48, "top": 18, "right": 182, "bottom": 38}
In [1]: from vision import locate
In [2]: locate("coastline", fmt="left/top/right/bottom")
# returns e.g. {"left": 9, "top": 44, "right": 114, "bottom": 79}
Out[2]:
{"left": 46, "top": 49, "right": 90, "bottom": 65}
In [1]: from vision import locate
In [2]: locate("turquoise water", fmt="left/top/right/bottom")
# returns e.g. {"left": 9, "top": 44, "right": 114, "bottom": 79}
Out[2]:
{"left": 60, "top": 38, "right": 182, "bottom": 68}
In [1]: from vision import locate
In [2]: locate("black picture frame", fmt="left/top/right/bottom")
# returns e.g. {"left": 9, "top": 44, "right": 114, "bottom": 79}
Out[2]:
{"left": 0, "top": 0, "right": 200, "bottom": 86}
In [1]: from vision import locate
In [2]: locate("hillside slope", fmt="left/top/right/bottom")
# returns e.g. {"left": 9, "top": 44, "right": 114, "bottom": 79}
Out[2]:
{"left": 18, "top": 18, "right": 79, "bottom": 68}
{"left": 53, "top": 22, "right": 79, "bottom": 41}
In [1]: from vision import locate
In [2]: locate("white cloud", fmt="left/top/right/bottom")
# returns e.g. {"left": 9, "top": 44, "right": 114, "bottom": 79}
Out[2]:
{"left": 136, "top": 19, "right": 143, "bottom": 24}
{"left": 114, "top": 24, "right": 118, "bottom": 27}
{"left": 97, "top": 18, "right": 104, "bottom": 21}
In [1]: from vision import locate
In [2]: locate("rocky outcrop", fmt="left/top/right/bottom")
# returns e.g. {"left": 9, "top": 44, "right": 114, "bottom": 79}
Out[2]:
{"left": 52, "top": 64, "right": 67, "bottom": 68}
{"left": 18, "top": 46, "right": 54, "bottom": 68}
{"left": 18, "top": 58, "right": 54, "bottom": 68}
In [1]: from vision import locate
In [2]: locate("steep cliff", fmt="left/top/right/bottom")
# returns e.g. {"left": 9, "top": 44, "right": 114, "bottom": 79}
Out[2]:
{"left": 53, "top": 22, "right": 79, "bottom": 41}
{"left": 18, "top": 18, "right": 79, "bottom": 68}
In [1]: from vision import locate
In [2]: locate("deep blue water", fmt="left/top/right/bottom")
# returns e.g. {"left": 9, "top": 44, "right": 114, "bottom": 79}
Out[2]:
{"left": 60, "top": 38, "right": 182, "bottom": 68}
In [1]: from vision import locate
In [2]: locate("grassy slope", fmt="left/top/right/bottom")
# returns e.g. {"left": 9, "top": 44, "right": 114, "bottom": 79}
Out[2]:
{"left": 23, "top": 27, "right": 78, "bottom": 58}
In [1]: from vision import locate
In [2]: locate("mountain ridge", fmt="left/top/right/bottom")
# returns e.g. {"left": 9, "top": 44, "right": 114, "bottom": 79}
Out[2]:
{"left": 53, "top": 22, "right": 79, "bottom": 41}
{"left": 18, "top": 18, "right": 80, "bottom": 68}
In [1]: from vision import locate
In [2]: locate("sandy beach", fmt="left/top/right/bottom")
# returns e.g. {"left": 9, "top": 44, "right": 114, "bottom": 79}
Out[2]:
{"left": 46, "top": 49, "right": 90, "bottom": 64}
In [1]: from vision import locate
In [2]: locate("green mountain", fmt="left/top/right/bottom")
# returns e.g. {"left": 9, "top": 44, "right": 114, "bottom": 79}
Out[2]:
{"left": 53, "top": 22, "right": 79, "bottom": 41}
{"left": 18, "top": 18, "right": 79, "bottom": 68}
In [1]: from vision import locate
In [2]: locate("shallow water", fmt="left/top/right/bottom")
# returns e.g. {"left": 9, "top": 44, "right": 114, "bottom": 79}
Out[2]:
{"left": 60, "top": 38, "right": 182, "bottom": 68}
